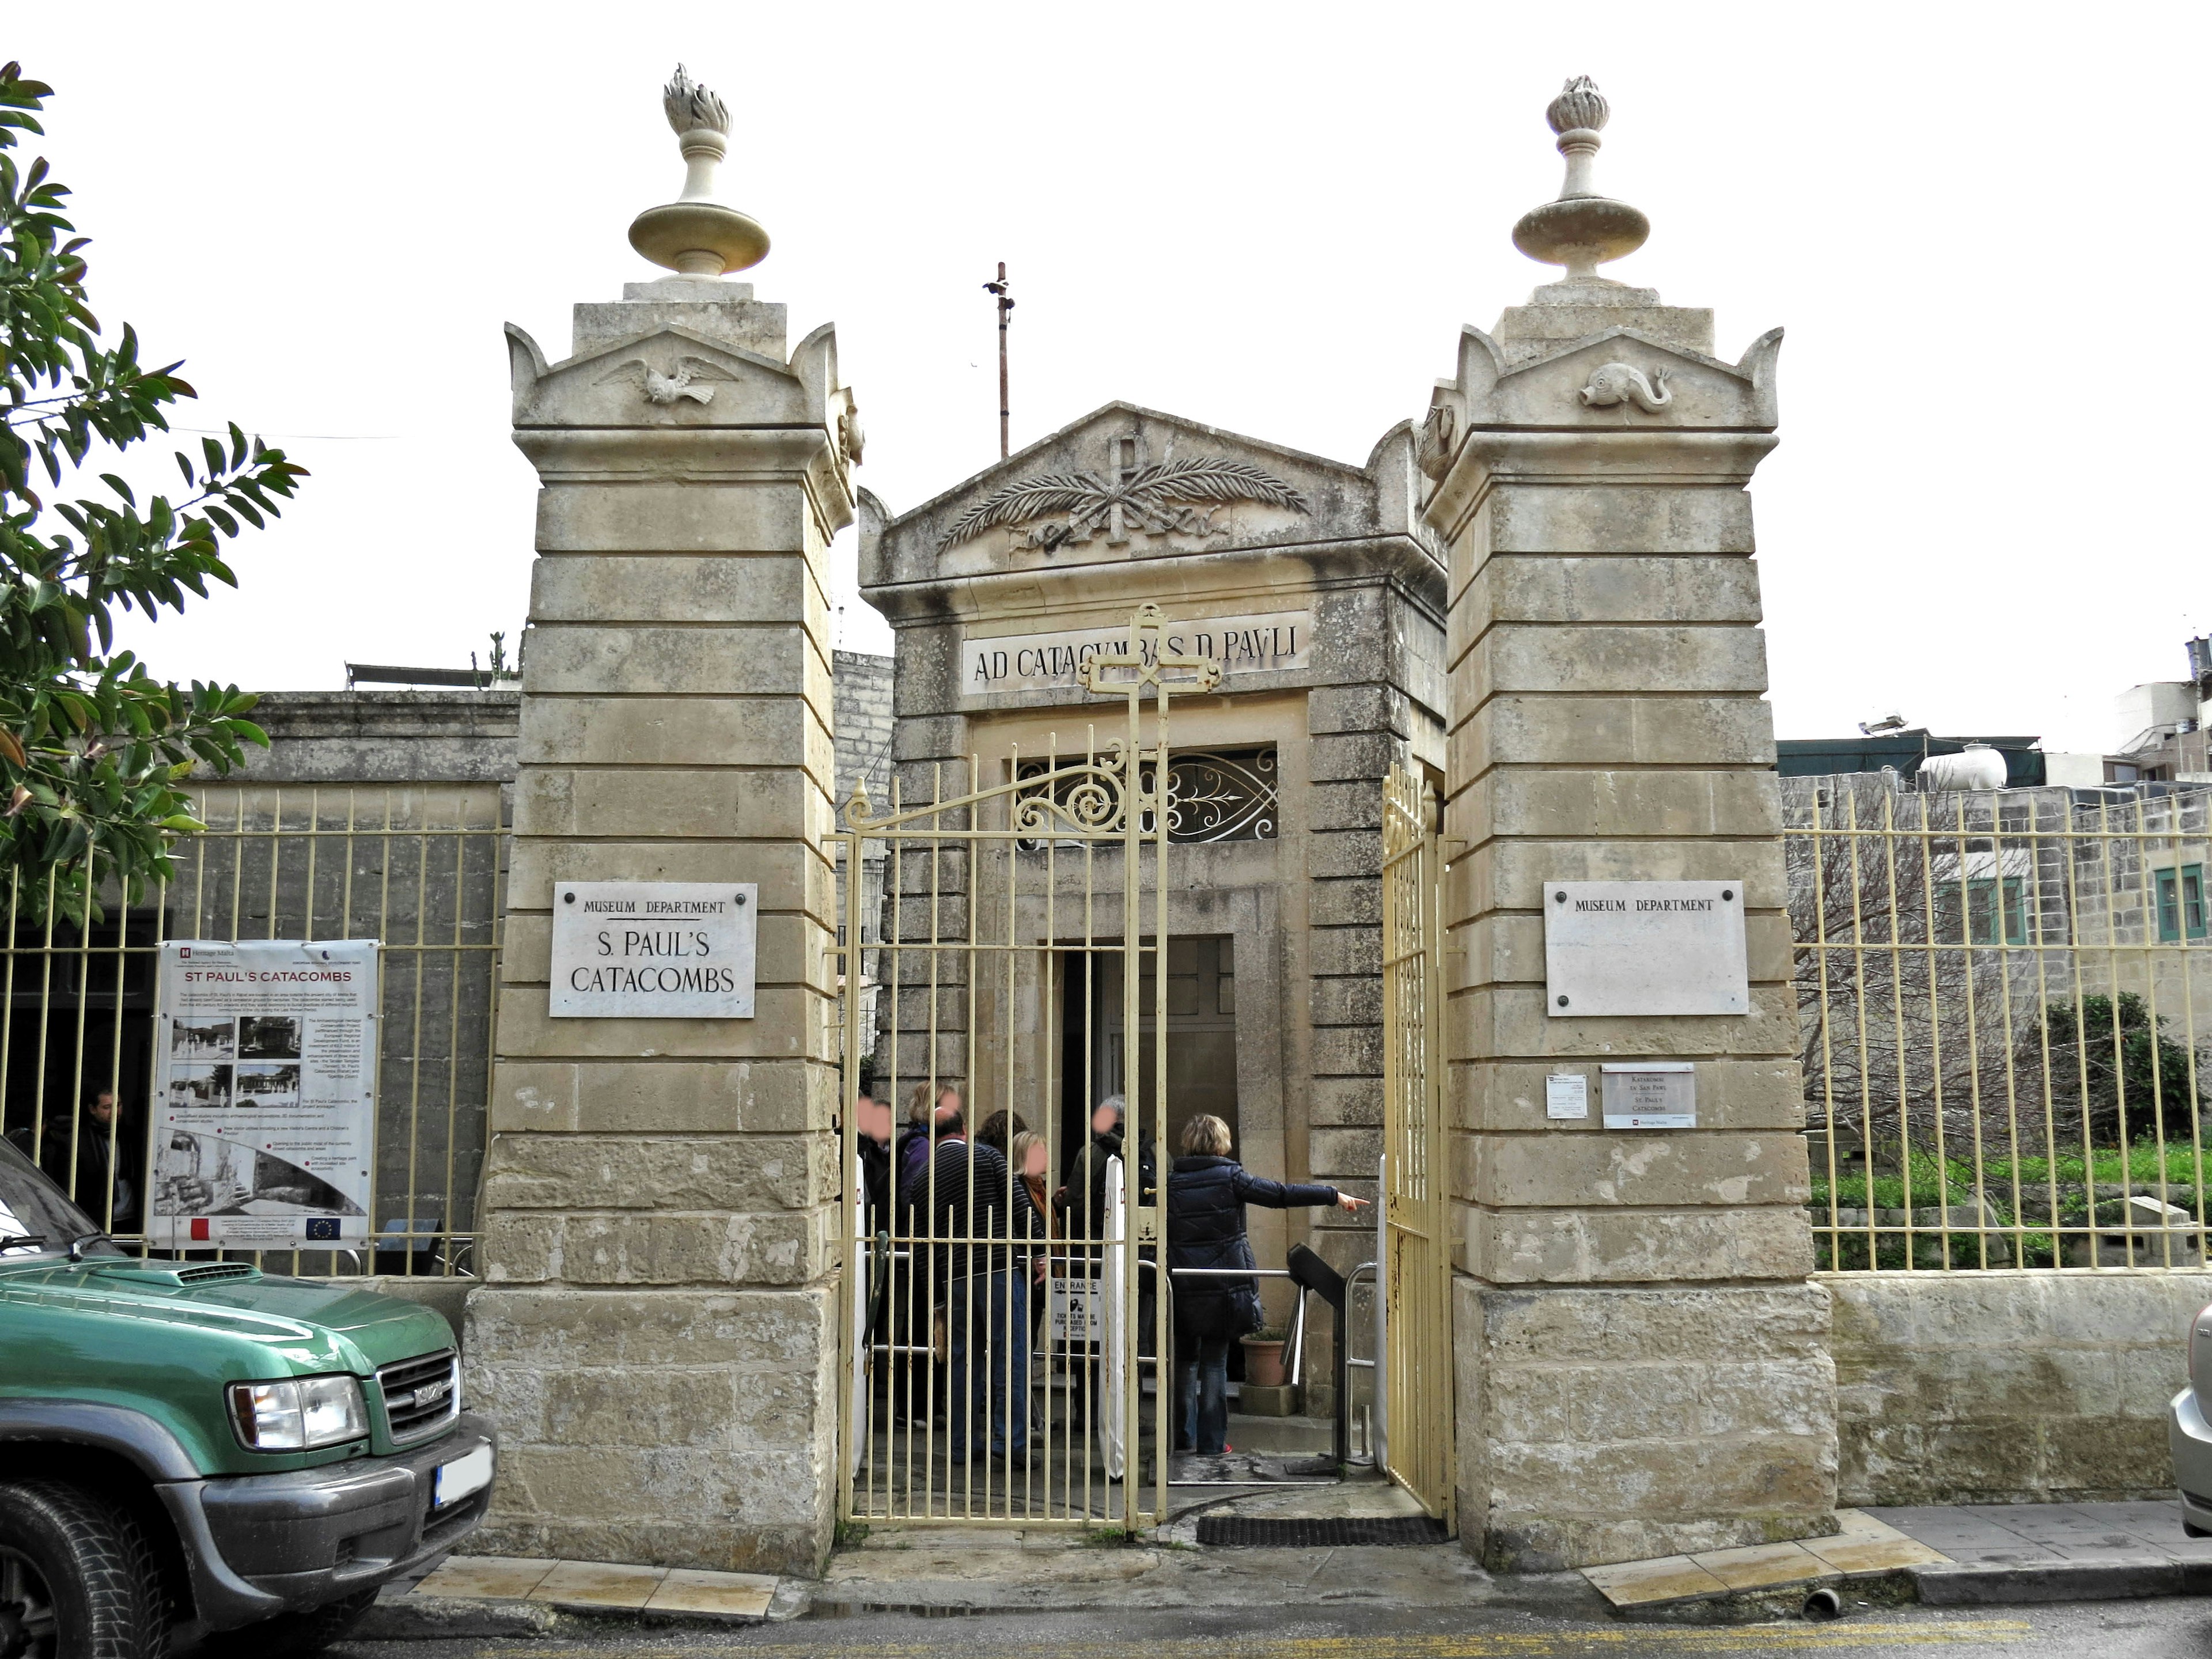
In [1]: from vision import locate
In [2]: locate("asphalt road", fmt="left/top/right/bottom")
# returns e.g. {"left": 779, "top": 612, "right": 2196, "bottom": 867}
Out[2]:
{"left": 336, "top": 1596, "right": 2212, "bottom": 1659}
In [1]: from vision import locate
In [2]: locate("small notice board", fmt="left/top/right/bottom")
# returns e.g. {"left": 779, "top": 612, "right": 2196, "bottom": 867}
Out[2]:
{"left": 1601, "top": 1062, "right": 1697, "bottom": 1130}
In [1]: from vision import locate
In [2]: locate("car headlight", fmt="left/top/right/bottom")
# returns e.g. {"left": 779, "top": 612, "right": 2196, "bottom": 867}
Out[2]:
{"left": 228, "top": 1374, "right": 369, "bottom": 1450}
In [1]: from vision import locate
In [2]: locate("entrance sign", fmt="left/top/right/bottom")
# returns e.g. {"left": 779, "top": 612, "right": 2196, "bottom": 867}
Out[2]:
{"left": 150, "top": 940, "right": 379, "bottom": 1248}
{"left": 1048, "top": 1274, "right": 1102, "bottom": 1344}
{"left": 550, "top": 882, "right": 757, "bottom": 1019}
{"left": 1601, "top": 1062, "right": 1698, "bottom": 1130}
{"left": 1543, "top": 880, "right": 1749, "bottom": 1017}
{"left": 962, "top": 609, "right": 1310, "bottom": 695}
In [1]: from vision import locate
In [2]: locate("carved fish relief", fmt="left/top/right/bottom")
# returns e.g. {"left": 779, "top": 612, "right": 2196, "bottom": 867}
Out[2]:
{"left": 1580, "top": 362, "right": 1672, "bottom": 416}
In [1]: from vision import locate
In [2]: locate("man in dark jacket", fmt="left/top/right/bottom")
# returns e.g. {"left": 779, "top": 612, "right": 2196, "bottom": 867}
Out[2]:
{"left": 854, "top": 1092, "right": 892, "bottom": 1232}
{"left": 1057, "top": 1095, "right": 1156, "bottom": 1253}
{"left": 1166, "top": 1113, "right": 1363, "bottom": 1455}
{"left": 929, "top": 1107, "right": 1044, "bottom": 1464}
{"left": 10, "top": 1091, "right": 135, "bottom": 1232}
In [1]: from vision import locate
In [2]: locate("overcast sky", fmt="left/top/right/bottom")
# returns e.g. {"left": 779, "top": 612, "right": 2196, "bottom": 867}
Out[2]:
{"left": 17, "top": 3, "right": 2206, "bottom": 753}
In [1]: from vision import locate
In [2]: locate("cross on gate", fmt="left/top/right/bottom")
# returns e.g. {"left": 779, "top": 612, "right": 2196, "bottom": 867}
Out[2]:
{"left": 1077, "top": 604, "right": 1224, "bottom": 698}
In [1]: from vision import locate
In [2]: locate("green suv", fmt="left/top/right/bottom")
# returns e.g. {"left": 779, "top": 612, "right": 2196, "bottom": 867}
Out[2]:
{"left": 0, "top": 1135, "right": 495, "bottom": 1657}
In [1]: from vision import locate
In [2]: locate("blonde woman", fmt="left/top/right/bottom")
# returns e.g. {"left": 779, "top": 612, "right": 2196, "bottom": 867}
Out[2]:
{"left": 1165, "top": 1113, "right": 1365, "bottom": 1456}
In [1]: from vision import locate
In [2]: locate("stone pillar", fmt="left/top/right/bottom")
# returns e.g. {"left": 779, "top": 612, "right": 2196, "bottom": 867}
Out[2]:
{"left": 463, "top": 68, "right": 860, "bottom": 1574}
{"left": 1422, "top": 79, "right": 1833, "bottom": 1570}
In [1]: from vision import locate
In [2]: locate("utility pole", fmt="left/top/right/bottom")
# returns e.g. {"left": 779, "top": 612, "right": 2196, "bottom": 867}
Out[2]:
{"left": 984, "top": 262, "right": 1013, "bottom": 459}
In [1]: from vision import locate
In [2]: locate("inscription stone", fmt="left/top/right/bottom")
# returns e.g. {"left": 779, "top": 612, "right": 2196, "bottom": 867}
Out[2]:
{"left": 548, "top": 880, "right": 757, "bottom": 1019}
{"left": 961, "top": 609, "right": 1310, "bottom": 695}
{"left": 1543, "top": 880, "right": 1748, "bottom": 1017}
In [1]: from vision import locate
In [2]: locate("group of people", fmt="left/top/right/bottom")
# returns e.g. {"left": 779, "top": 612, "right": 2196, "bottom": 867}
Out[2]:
{"left": 850, "top": 1082, "right": 1362, "bottom": 1464}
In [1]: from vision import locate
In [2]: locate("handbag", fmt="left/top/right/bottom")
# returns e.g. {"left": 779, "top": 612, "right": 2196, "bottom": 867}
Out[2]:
{"left": 1229, "top": 1278, "right": 1265, "bottom": 1337}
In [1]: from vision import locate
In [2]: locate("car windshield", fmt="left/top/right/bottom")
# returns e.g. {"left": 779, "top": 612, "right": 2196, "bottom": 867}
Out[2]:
{"left": 0, "top": 1134, "right": 102, "bottom": 1258}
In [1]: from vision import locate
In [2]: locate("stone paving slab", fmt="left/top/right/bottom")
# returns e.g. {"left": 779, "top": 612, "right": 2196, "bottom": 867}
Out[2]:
{"left": 409, "top": 1555, "right": 778, "bottom": 1622}
{"left": 1582, "top": 1510, "right": 1943, "bottom": 1610}
{"left": 1584, "top": 1500, "right": 2212, "bottom": 1611}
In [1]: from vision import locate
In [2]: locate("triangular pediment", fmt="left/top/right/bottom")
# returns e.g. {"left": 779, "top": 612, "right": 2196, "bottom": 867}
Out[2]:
{"left": 879, "top": 402, "right": 1382, "bottom": 583}
{"left": 1432, "top": 323, "right": 1782, "bottom": 440}
{"left": 507, "top": 324, "right": 809, "bottom": 428}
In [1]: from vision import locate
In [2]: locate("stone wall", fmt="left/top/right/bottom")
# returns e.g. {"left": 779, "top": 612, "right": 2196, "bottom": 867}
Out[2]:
{"left": 236, "top": 690, "right": 520, "bottom": 785}
{"left": 832, "top": 652, "right": 894, "bottom": 811}
{"left": 1831, "top": 1271, "right": 2209, "bottom": 1503}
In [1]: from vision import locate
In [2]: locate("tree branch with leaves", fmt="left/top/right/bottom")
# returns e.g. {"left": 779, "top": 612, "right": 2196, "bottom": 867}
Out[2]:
{"left": 1, "top": 63, "right": 305, "bottom": 919}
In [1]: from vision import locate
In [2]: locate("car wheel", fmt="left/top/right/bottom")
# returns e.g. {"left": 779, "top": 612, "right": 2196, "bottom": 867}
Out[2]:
{"left": 200, "top": 1588, "right": 377, "bottom": 1659}
{"left": 0, "top": 1480, "right": 161, "bottom": 1659}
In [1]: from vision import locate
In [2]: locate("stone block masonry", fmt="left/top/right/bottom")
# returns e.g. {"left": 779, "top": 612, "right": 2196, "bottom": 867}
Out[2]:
{"left": 461, "top": 75, "right": 860, "bottom": 1577}
{"left": 1424, "top": 77, "right": 1831, "bottom": 1571}
{"left": 1832, "top": 1272, "right": 2212, "bottom": 1505}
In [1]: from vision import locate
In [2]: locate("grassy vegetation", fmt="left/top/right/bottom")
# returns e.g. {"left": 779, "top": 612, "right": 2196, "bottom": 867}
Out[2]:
{"left": 1805, "top": 1136, "right": 2212, "bottom": 1271}
{"left": 1806, "top": 1141, "right": 2212, "bottom": 1211}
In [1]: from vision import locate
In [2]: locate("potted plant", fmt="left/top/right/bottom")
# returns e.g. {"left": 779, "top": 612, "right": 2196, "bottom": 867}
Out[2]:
{"left": 1240, "top": 1326, "right": 1289, "bottom": 1388}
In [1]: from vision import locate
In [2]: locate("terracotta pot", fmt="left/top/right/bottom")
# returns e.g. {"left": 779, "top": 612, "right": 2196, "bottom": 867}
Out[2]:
{"left": 1240, "top": 1337, "right": 1287, "bottom": 1389}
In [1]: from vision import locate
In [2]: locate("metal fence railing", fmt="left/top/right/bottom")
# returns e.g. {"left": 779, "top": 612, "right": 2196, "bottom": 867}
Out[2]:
{"left": 1789, "top": 775, "right": 2212, "bottom": 1272}
{"left": 0, "top": 785, "right": 504, "bottom": 1278}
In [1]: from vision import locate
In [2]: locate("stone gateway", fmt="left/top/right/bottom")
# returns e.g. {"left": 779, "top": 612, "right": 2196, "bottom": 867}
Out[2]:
{"left": 374, "top": 65, "right": 1829, "bottom": 1578}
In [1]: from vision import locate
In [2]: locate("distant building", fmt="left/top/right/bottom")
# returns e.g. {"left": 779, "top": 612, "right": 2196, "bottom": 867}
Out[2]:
{"left": 1776, "top": 732, "right": 2047, "bottom": 788}
{"left": 2107, "top": 635, "right": 2212, "bottom": 784}
{"left": 1780, "top": 635, "right": 2212, "bottom": 791}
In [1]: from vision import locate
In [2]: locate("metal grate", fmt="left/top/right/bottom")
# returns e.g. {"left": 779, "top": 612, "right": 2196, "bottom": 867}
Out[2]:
{"left": 0, "top": 784, "right": 505, "bottom": 1279}
{"left": 1380, "top": 764, "right": 1453, "bottom": 1527}
{"left": 377, "top": 1347, "right": 460, "bottom": 1443}
{"left": 836, "top": 605, "right": 1218, "bottom": 1534}
{"left": 1016, "top": 747, "right": 1278, "bottom": 845}
{"left": 1790, "top": 776, "right": 2212, "bottom": 1272}
{"left": 1194, "top": 1514, "right": 1450, "bottom": 1547}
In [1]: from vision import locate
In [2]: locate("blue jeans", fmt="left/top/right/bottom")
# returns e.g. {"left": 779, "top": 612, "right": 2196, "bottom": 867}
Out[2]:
{"left": 946, "top": 1270, "right": 1028, "bottom": 1460}
{"left": 1177, "top": 1332, "right": 1232, "bottom": 1454}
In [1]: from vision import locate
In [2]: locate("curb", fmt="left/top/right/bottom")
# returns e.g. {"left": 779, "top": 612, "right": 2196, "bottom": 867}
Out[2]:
{"left": 357, "top": 1596, "right": 572, "bottom": 1641}
{"left": 1910, "top": 1559, "right": 2212, "bottom": 1605}
{"left": 357, "top": 1581, "right": 806, "bottom": 1639}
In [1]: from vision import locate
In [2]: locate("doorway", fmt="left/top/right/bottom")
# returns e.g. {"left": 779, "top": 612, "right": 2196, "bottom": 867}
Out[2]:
{"left": 1058, "top": 937, "right": 1239, "bottom": 1164}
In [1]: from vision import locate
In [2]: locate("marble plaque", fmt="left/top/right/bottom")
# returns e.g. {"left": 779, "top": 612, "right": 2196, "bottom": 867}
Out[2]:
{"left": 549, "top": 881, "right": 756, "bottom": 1018}
{"left": 1544, "top": 880, "right": 1748, "bottom": 1017}
{"left": 961, "top": 610, "right": 1311, "bottom": 695}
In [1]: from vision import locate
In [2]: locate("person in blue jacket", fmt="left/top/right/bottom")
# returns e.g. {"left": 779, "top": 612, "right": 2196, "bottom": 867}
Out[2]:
{"left": 1165, "top": 1113, "right": 1365, "bottom": 1455}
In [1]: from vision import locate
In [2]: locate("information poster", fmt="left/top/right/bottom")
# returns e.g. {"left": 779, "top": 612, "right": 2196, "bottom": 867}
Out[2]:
{"left": 149, "top": 940, "right": 379, "bottom": 1248}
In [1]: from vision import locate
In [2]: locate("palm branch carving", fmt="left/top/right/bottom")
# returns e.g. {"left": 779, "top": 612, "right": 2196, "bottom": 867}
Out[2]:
{"left": 939, "top": 456, "right": 1312, "bottom": 551}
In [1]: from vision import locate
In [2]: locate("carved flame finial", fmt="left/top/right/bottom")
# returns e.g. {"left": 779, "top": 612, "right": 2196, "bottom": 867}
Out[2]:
{"left": 1546, "top": 76, "right": 1609, "bottom": 137}
{"left": 1512, "top": 75, "right": 1648, "bottom": 283}
{"left": 663, "top": 63, "right": 729, "bottom": 137}
{"left": 628, "top": 65, "right": 767, "bottom": 278}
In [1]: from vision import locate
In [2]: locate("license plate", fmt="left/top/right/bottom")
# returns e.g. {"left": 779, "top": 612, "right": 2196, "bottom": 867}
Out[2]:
{"left": 433, "top": 1444, "right": 493, "bottom": 1508}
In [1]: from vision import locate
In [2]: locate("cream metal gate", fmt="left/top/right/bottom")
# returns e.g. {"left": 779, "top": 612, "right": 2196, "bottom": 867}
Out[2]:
{"left": 835, "top": 606, "right": 1219, "bottom": 1529}
{"left": 1380, "top": 764, "right": 1454, "bottom": 1523}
